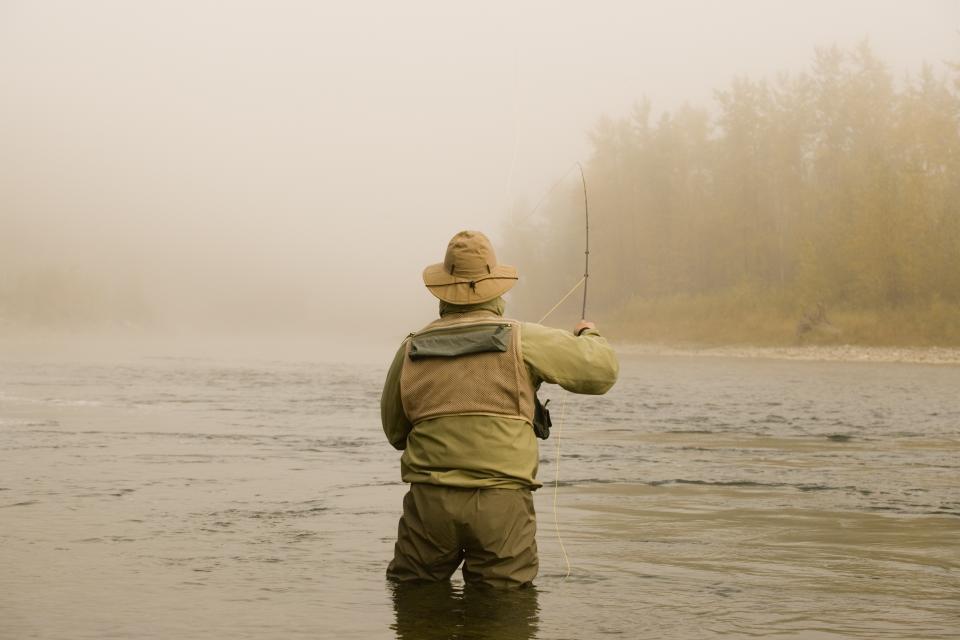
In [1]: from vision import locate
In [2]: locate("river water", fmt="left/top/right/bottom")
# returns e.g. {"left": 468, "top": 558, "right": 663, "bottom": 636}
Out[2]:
{"left": 1, "top": 348, "right": 958, "bottom": 639}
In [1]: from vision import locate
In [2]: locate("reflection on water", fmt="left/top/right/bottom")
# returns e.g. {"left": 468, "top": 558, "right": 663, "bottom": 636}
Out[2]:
{"left": 0, "top": 353, "right": 958, "bottom": 638}
{"left": 391, "top": 582, "right": 539, "bottom": 640}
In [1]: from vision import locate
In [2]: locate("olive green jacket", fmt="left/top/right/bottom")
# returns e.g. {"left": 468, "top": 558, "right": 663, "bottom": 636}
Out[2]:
{"left": 380, "top": 297, "right": 619, "bottom": 489}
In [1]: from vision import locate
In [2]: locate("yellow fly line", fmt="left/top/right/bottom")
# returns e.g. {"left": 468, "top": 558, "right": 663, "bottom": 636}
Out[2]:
{"left": 537, "top": 276, "right": 586, "bottom": 325}
{"left": 536, "top": 275, "right": 585, "bottom": 582}
{"left": 553, "top": 392, "right": 571, "bottom": 581}
{"left": 529, "top": 162, "right": 591, "bottom": 583}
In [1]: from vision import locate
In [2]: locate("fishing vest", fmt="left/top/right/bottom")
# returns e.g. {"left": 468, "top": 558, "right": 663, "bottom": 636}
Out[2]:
{"left": 399, "top": 314, "right": 536, "bottom": 425}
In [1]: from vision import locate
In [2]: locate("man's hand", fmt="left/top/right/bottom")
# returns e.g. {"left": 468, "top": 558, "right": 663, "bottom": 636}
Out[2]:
{"left": 573, "top": 320, "right": 596, "bottom": 336}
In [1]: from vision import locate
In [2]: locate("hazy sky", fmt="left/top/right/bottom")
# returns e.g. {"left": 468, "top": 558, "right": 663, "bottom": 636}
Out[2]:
{"left": 2, "top": 0, "right": 958, "bottom": 338}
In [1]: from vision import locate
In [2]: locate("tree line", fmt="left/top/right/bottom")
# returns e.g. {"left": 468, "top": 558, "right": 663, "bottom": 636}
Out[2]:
{"left": 503, "top": 43, "right": 960, "bottom": 345}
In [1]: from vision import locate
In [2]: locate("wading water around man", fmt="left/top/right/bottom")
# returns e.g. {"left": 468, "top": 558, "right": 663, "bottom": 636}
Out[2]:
{"left": 380, "top": 230, "right": 619, "bottom": 587}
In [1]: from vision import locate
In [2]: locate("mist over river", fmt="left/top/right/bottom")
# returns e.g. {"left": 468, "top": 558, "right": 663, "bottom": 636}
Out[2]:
{"left": 1, "top": 349, "right": 957, "bottom": 639}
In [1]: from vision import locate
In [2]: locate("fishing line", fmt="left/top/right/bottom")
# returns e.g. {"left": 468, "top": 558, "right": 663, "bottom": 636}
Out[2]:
{"left": 525, "top": 162, "right": 590, "bottom": 583}
{"left": 516, "top": 163, "right": 581, "bottom": 226}
{"left": 504, "top": 46, "right": 521, "bottom": 212}
{"left": 540, "top": 273, "right": 578, "bottom": 582}
{"left": 537, "top": 276, "right": 585, "bottom": 324}
{"left": 552, "top": 392, "right": 572, "bottom": 581}
{"left": 531, "top": 161, "right": 590, "bottom": 324}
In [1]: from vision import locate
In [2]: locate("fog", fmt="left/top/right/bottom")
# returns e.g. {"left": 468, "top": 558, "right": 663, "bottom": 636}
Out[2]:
{"left": 2, "top": 0, "right": 957, "bottom": 348}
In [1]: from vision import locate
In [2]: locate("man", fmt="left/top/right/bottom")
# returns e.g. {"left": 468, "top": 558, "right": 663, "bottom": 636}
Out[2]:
{"left": 381, "top": 230, "right": 618, "bottom": 588}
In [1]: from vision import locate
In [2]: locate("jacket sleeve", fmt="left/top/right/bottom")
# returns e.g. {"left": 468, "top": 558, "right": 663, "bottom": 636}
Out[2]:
{"left": 380, "top": 340, "right": 413, "bottom": 450}
{"left": 521, "top": 323, "right": 619, "bottom": 394}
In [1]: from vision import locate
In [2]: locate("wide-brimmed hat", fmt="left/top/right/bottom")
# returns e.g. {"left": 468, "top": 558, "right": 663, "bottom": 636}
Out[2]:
{"left": 422, "top": 230, "right": 518, "bottom": 304}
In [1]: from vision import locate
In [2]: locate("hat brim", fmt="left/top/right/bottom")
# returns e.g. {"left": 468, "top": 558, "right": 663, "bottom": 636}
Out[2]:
{"left": 422, "top": 263, "right": 518, "bottom": 304}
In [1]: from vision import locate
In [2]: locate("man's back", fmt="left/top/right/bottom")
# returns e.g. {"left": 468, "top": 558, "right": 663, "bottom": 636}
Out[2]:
{"left": 381, "top": 297, "right": 618, "bottom": 490}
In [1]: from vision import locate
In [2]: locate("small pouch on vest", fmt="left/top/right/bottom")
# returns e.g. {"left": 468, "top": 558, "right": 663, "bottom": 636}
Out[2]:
{"left": 408, "top": 324, "right": 511, "bottom": 360}
{"left": 533, "top": 396, "right": 552, "bottom": 440}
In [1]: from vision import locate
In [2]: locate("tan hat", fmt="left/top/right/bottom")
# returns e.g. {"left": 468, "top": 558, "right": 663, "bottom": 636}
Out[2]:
{"left": 422, "top": 230, "right": 518, "bottom": 304}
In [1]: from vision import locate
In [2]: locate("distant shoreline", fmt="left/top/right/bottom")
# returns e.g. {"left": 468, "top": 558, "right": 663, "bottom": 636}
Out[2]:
{"left": 3, "top": 330, "right": 960, "bottom": 366}
{"left": 614, "top": 343, "right": 960, "bottom": 365}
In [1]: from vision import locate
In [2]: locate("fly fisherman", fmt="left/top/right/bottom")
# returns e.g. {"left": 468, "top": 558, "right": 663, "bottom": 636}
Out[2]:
{"left": 381, "top": 230, "right": 618, "bottom": 588}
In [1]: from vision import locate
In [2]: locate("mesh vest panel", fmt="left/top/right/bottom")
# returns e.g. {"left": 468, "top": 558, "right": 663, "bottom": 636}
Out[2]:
{"left": 400, "top": 316, "right": 535, "bottom": 425}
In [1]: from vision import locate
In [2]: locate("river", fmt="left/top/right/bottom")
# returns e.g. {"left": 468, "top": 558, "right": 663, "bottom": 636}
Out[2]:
{"left": 1, "top": 348, "right": 957, "bottom": 639}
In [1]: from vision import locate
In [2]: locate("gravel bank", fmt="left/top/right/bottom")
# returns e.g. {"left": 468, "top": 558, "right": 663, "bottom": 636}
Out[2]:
{"left": 616, "top": 343, "right": 960, "bottom": 365}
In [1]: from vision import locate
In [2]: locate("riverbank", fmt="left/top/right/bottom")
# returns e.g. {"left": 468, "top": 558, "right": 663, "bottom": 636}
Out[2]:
{"left": 615, "top": 342, "right": 960, "bottom": 365}
{"left": 605, "top": 293, "right": 960, "bottom": 349}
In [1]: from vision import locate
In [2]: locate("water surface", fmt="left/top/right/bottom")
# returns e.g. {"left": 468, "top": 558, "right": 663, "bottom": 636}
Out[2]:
{"left": 1, "top": 352, "right": 957, "bottom": 638}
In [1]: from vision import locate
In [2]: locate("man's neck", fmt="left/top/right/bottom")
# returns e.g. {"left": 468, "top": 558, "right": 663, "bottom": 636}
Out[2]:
{"left": 438, "top": 297, "right": 506, "bottom": 318}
